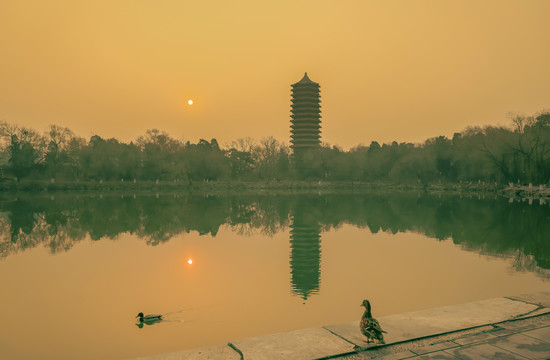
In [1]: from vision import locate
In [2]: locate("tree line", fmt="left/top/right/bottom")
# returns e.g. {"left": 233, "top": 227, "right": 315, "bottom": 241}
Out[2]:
{"left": 1, "top": 111, "right": 549, "bottom": 184}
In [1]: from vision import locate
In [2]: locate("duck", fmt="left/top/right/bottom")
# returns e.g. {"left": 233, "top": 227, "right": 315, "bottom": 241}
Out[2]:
{"left": 359, "top": 299, "right": 386, "bottom": 344}
{"left": 136, "top": 312, "right": 163, "bottom": 323}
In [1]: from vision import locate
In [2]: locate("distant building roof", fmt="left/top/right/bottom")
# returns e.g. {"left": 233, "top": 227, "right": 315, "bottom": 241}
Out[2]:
{"left": 293, "top": 72, "right": 319, "bottom": 86}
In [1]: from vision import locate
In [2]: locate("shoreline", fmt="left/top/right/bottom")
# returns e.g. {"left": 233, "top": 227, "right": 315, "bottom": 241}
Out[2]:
{"left": 0, "top": 179, "right": 503, "bottom": 194}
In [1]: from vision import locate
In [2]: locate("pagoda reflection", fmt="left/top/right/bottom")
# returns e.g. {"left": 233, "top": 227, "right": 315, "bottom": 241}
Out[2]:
{"left": 289, "top": 208, "right": 322, "bottom": 300}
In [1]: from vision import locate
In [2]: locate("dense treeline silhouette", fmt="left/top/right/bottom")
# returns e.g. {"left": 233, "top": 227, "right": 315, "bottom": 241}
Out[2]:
{"left": 1, "top": 111, "right": 549, "bottom": 184}
{"left": 1, "top": 192, "right": 549, "bottom": 277}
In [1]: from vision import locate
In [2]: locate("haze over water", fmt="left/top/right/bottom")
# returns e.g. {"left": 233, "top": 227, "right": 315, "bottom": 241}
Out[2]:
{"left": 0, "top": 192, "right": 548, "bottom": 359}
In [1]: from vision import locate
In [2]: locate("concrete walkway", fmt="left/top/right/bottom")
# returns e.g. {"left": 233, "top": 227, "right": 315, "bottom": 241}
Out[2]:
{"left": 339, "top": 311, "right": 550, "bottom": 359}
{"left": 134, "top": 292, "right": 550, "bottom": 360}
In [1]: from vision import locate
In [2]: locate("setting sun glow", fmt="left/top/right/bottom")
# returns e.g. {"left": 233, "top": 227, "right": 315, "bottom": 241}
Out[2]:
{"left": 187, "top": 258, "right": 193, "bottom": 265}
{"left": 187, "top": 100, "right": 193, "bottom": 105}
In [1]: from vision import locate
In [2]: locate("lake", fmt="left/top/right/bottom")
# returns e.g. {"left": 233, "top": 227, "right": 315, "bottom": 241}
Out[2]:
{"left": 0, "top": 191, "right": 548, "bottom": 359}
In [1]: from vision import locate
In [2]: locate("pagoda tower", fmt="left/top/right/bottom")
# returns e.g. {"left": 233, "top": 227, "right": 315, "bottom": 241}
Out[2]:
{"left": 290, "top": 73, "right": 322, "bottom": 152}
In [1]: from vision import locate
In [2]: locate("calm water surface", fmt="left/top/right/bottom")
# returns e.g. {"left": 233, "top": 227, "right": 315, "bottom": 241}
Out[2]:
{"left": 0, "top": 192, "right": 548, "bottom": 359}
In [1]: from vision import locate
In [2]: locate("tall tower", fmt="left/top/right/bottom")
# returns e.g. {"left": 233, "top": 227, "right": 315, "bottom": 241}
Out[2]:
{"left": 290, "top": 73, "right": 322, "bottom": 152}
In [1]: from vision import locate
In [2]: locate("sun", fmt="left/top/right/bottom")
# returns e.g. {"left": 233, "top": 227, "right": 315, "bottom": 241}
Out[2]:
{"left": 187, "top": 99, "right": 194, "bottom": 105}
{"left": 187, "top": 258, "right": 193, "bottom": 265}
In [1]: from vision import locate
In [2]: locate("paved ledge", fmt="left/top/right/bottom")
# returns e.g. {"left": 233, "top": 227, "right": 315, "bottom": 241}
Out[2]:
{"left": 508, "top": 291, "right": 550, "bottom": 309}
{"left": 132, "top": 344, "right": 241, "bottom": 360}
{"left": 325, "top": 296, "right": 541, "bottom": 349}
{"left": 133, "top": 291, "right": 550, "bottom": 360}
{"left": 229, "top": 327, "right": 353, "bottom": 360}
{"left": 340, "top": 313, "right": 550, "bottom": 359}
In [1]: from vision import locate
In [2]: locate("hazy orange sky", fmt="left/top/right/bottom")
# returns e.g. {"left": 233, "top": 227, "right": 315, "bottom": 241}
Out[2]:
{"left": 1, "top": 0, "right": 549, "bottom": 148}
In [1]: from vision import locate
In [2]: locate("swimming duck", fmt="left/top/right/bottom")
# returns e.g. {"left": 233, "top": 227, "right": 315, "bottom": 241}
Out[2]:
{"left": 136, "top": 312, "right": 163, "bottom": 322}
{"left": 359, "top": 299, "right": 386, "bottom": 344}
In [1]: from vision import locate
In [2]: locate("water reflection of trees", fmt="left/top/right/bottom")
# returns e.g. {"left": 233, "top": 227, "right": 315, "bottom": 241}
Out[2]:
{"left": 1, "top": 192, "right": 549, "bottom": 279}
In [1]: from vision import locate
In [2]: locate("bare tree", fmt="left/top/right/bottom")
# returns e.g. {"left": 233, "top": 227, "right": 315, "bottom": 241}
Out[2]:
{"left": 230, "top": 137, "right": 256, "bottom": 153}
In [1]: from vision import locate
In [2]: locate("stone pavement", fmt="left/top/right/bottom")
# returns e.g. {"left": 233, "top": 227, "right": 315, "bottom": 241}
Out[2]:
{"left": 339, "top": 312, "right": 550, "bottom": 359}
{"left": 134, "top": 291, "right": 550, "bottom": 360}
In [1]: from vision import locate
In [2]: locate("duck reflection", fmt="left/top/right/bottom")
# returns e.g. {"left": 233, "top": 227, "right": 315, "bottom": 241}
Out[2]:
{"left": 360, "top": 299, "right": 386, "bottom": 344}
